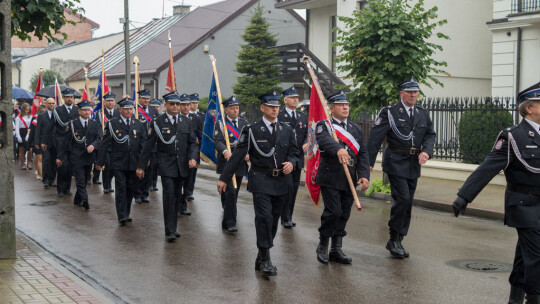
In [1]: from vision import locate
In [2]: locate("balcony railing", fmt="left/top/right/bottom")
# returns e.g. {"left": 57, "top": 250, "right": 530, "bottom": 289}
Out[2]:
{"left": 512, "top": 0, "right": 540, "bottom": 14}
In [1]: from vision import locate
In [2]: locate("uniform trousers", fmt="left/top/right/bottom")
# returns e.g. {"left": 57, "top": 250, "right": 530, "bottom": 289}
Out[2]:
{"left": 91, "top": 162, "right": 100, "bottom": 183}
{"left": 150, "top": 153, "right": 158, "bottom": 188}
{"left": 509, "top": 228, "right": 540, "bottom": 295}
{"left": 388, "top": 174, "right": 418, "bottom": 236}
{"left": 319, "top": 186, "right": 353, "bottom": 237}
{"left": 221, "top": 175, "right": 243, "bottom": 229}
{"left": 135, "top": 166, "right": 151, "bottom": 199}
{"left": 42, "top": 147, "right": 57, "bottom": 186}
{"left": 185, "top": 167, "right": 197, "bottom": 197}
{"left": 57, "top": 162, "right": 73, "bottom": 194}
{"left": 252, "top": 192, "right": 287, "bottom": 249}
{"left": 114, "top": 170, "right": 137, "bottom": 220}
{"left": 73, "top": 165, "right": 91, "bottom": 204}
{"left": 102, "top": 154, "right": 114, "bottom": 190}
{"left": 161, "top": 176, "right": 184, "bottom": 236}
{"left": 179, "top": 177, "right": 190, "bottom": 212}
{"left": 281, "top": 167, "right": 301, "bottom": 222}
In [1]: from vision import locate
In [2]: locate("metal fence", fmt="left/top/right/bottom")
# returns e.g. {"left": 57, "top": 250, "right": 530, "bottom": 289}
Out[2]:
{"left": 239, "top": 96, "right": 518, "bottom": 163}
{"left": 511, "top": 0, "right": 540, "bottom": 13}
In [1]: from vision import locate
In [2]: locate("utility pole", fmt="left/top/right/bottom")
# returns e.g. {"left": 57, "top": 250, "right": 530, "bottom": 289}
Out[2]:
{"left": 0, "top": 0, "right": 16, "bottom": 259}
{"left": 124, "top": 0, "right": 131, "bottom": 95}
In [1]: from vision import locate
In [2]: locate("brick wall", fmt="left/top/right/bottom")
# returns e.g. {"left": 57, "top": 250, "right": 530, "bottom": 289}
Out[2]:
{"left": 12, "top": 10, "right": 96, "bottom": 48}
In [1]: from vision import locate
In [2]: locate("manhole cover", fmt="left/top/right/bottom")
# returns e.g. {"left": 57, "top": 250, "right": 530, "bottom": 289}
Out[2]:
{"left": 30, "top": 201, "right": 58, "bottom": 206}
{"left": 446, "top": 259, "right": 512, "bottom": 273}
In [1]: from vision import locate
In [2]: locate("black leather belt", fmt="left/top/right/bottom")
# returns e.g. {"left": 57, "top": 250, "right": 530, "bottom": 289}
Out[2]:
{"left": 322, "top": 157, "right": 356, "bottom": 167}
{"left": 507, "top": 183, "right": 540, "bottom": 197}
{"left": 251, "top": 165, "right": 284, "bottom": 177}
{"left": 388, "top": 144, "right": 421, "bottom": 155}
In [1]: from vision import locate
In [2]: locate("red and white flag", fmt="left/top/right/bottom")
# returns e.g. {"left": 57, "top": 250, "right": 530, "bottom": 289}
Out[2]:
{"left": 165, "top": 31, "right": 177, "bottom": 92}
{"left": 31, "top": 71, "right": 44, "bottom": 118}
{"left": 305, "top": 83, "right": 326, "bottom": 207}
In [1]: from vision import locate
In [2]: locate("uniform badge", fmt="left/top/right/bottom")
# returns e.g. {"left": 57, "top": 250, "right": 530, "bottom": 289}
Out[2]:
{"left": 375, "top": 117, "right": 382, "bottom": 125}
{"left": 261, "top": 126, "right": 265, "bottom": 132}
{"left": 495, "top": 139, "right": 503, "bottom": 150}
{"left": 529, "top": 131, "right": 535, "bottom": 137}
{"left": 116, "top": 130, "right": 119, "bottom": 133}
{"left": 399, "top": 108, "right": 404, "bottom": 113}
{"left": 317, "top": 125, "right": 323, "bottom": 133}
{"left": 285, "top": 113, "right": 288, "bottom": 118}
{"left": 167, "top": 130, "right": 171, "bottom": 134}
{"left": 133, "top": 130, "right": 136, "bottom": 135}
{"left": 279, "top": 126, "right": 282, "bottom": 131}
{"left": 239, "top": 134, "right": 245, "bottom": 142}
{"left": 229, "top": 133, "right": 233, "bottom": 137}
{"left": 165, "top": 118, "right": 168, "bottom": 123}
{"left": 118, "top": 133, "right": 122, "bottom": 137}
{"left": 215, "top": 130, "right": 219, "bottom": 136}
{"left": 299, "top": 122, "right": 302, "bottom": 128}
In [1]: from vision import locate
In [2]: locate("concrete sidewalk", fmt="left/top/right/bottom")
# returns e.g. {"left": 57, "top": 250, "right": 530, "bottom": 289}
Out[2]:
{"left": 0, "top": 232, "right": 113, "bottom": 304}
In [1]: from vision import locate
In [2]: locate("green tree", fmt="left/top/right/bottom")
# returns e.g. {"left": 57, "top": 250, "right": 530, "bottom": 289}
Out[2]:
{"left": 11, "top": 0, "right": 84, "bottom": 44}
{"left": 29, "top": 70, "right": 64, "bottom": 91}
{"left": 334, "top": 0, "right": 449, "bottom": 115}
{"left": 233, "top": 4, "right": 281, "bottom": 105}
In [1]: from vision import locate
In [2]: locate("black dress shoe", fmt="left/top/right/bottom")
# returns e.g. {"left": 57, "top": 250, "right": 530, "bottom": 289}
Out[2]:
{"left": 283, "top": 221, "right": 293, "bottom": 229}
{"left": 329, "top": 236, "right": 352, "bottom": 264}
{"left": 166, "top": 234, "right": 176, "bottom": 243}
{"left": 141, "top": 197, "right": 150, "bottom": 203}
{"left": 119, "top": 218, "right": 127, "bottom": 226}
{"left": 135, "top": 198, "right": 142, "bottom": 204}
{"left": 74, "top": 201, "right": 81, "bottom": 206}
{"left": 50, "top": 184, "right": 57, "bottom": 187}
{"left": 292, "top": 221, "right": 296, "bottom": 227}
{"left": 228, "top": 226, "right": 238, "bottom": 235}
{"left": 180, "top": 210, "right": 191, "bottom": 216}
{"left": 316, "top": 236, "right": 330, "bottom": 265}
{"left": 57, "top": 193, "right": 64, "bottom": 198}
{"left": 43, "top": 184, "right": 49, "bottom": 189}
{"left": 82, "top": 201, "right": 90, "bottom": 210}
{"left": 399, "top": 235, "right": 409, "bottom": 258}
{"left": 103, "top": 189, "right": 111, "bottom": 194}
{"left": 64, "top": 191, "right": 72, "bottom": 196}
{"left": 186, "top": 196, "right": 194, "bottom": 201}
{"left": 86, "top": 181, "right": 91, "bottom": 185}
{"left": 386, "top": 240, "right": 405, "bottom": 259}
{"left": 151, "top": 187, "right": 159, "bottom": 191}
{"left": 174, "top": 232, "right": 181, "bottom": 237}
{"left": 109, "top": 189, "right": 114, "bottom": 193}
{"left": 93, "top": 181, "right": 102, "bottom": 185}
{"left": 126, "top": 217, "right": 133, "bottom": 222}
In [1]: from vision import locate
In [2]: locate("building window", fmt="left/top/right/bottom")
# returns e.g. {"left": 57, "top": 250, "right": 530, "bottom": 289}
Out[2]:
{"left": 357, "top": 0, "right": 368, "bottom": 11}
{"left": 331, "top": 15, "right": 337, "bottom": 73}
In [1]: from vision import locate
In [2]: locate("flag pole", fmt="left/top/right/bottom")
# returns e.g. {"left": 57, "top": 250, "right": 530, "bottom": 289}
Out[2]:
{"left": 55, "top": 79, "right": 65, "bottom": 106}
{"left": 301, "top": 56, "right": 361, "bottom": 210}
{"left": 168, "top": 30, "right": 176, "bottom": 92}
{"left": 209, "top": 55, "right": 237, "bottom": 189}
{"left": 101, "top": 49, "right": 106, "bottom": 130}
{"left": 134, "top": 56, "right": 140, "bottom": 119}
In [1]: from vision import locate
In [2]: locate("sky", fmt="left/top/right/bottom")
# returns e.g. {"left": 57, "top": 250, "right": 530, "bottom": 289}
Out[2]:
{"left": 77, "top": 0, "right": 305, "bottom": 38}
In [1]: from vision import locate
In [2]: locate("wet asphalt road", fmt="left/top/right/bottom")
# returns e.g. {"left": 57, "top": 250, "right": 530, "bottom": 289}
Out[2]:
{"left": 14, "top": 167, "right": 517, "bottom": 304}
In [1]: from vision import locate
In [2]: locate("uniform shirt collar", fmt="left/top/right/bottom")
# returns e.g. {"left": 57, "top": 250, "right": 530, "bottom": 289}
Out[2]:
{"left": 65, "top": 105, "right": 73, "bottom": 110}
{"left": 524, "top": 118, "right": 540, "bottom": 135}
{"left": 166, "top": 112, "right": 178, "bottom": 122}
{"left": 332, "top": 117, "right": 347, "bottom": 125}
{"left": 262, "top": 116, "right": 278, "bottom": 131}
{"left": 285, "top": 107, "right": 295, "bottom": 116}
{"left": 227, "top": 115, "right": 238, "bottom": 123}
{"left": 189, "top": 110, "right": 198, "bottom": 114}
{"left": 47, "top": 110, "right": 53, "bottom": 118}
{"left": 79, "top": 117, "right": 88, "bottom": 125}
{"left": 400, "top": 100, "right": 415, "bottom": 114}
{"left": 122, "top": 116, "right": 130, "bottom": 125}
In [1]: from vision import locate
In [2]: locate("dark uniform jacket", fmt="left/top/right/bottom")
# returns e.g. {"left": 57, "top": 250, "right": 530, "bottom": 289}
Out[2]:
{"left": 59, "top": 118, "right": 102, "bottom": 167}
{"left": 367, "top": 102, "right": 436, "bottom": 179}
{"left": 214, "top": 116, "right": 249, "bottom": 176}
{"left": 189, "top": 111, "right": 205, "bottom": 148}
{"left": 137, "top": 113, "right": 198, "bottom": 178}
{"left": 95, "top": 108, "right": 120, "bottom": 127}
{"left": 53, "top": 105, "right": 79, "bottom": 151}
{"left": 34, "top": 110, "right": 55, "bottom": 147}
{"left": 278, "top": 108, "right": 308, "bottom": 169}
{"left": 219, "top": 119, "right": 299, "bottom": 196}
{"left": 97, "top": 117, "right": 147, "bottom": 171}
{"left": 315, "top": 119, "right": 370, "bottom": 191}
{"left": 136, "top": 105, "right": 159, "bottom": 152}
{"left": 458, "top": 121, "right": 540, "bottom": 229}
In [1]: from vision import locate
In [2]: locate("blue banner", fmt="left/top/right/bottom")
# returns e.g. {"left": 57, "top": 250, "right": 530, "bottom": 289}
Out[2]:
{"left": 92, "top": 73, "right": 105, "bottom": 119}
{"left": 200, "top": 75, "right": 221, "bottom": 167}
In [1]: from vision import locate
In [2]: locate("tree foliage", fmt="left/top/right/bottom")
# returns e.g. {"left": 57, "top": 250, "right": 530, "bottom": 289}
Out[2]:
{"left": 11, "top": 0, "right": 84, "bottom": 44}
{"left": 334, "top": 0, "right": 449, "bottom": 115}
{"left": 29, "top": 70, "right": 64, "bottom": 91}
{"left": 233, "top": 4, "right": 281, "bottom": 105}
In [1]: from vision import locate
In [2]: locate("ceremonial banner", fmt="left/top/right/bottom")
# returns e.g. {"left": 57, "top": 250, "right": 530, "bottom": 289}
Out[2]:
{"left": 81, "top": 78, "right": 89, "bottom": 101}
{"left": 200, "top": 75, "right": 221, "bottom": 167}
{"left": 31, "top": 71, "right": 44, "bottom": 118}
{"left": 92, "top": 72, "right": 109, "bottom": 118}
{"left": 305, "top": 83, "right": 325, "bottom": 207}
{"left": 165, "top": 31, "right": 177, "bottom": 93}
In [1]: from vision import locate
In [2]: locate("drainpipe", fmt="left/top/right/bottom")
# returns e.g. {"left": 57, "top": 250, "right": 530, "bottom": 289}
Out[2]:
{"left": 515, "top": 27, "right": 521, "bottom": 124}
{"left": 15, "top": 60, "right": 21, "bottom": 87}
{"left": 153, "top": 75, "right": 159, "bottom": 99}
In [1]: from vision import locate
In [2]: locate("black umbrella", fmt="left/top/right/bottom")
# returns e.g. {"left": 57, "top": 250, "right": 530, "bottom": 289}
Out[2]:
{"left": 36, "top": 85, "right": 82, "bottom": 98}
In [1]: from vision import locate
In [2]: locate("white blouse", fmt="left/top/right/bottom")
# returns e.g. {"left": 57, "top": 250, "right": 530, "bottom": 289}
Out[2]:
{"left": 15, "top": 115, "right": 33, "bottom": 142}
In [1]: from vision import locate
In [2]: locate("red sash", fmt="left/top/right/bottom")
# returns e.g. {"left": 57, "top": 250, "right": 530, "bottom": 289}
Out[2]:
{"left": 138, "top": 107, "right": 152, "bottom": 124}
{"left": 225, "top": 121, "right": 240, "bottom": 140}
{"left": 326, "top": 120, "right": 360, "bottom": 155}
{"left": 18, "top": 116, "right": 29, "bottom": 130}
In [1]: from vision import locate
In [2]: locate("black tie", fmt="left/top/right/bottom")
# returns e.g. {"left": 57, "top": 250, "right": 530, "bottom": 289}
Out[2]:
{"left": 127, "top": 119, "right": 130, "bottom": 127}
{"left": 340, "top": 122, "right": 346, "bottom": 131}
{"left": 270, "top": 122, "right": 276, "bottom": 142}
{"left": 292, "top": 111, "right": 297, "bottom": 125}
{"left": 409, "top": 108, "right": 414, "bottom": 121}
{"left": 84, "top": 121, "right": 87, "bottom": 131}
{"left": 67, "top": 107, "right": 70, "bottom": 114}
{"left": 109, "top": 110, "right": 113, "bottom": 117}
{"left": 233, "top": 120, "right": 238, "bottom": 130}
{"left": 173, "top": 116, "right": 177, "bottom": 128}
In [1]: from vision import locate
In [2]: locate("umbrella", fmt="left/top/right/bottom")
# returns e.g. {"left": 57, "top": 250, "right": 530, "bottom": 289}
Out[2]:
{"left": 0, "top": 86, "right": 34, "bottom": 100}
{"left": 36, "top": 85, "right": 82, "bottom": 98}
